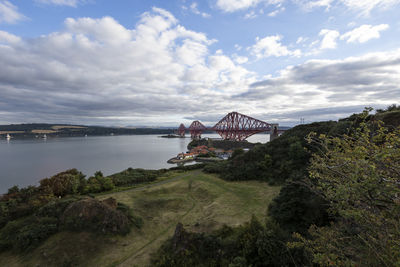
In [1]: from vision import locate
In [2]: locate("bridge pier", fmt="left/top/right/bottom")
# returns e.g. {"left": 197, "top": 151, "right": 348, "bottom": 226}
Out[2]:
{"left": 270, "top": 124, "right": 279, "bottom": 141}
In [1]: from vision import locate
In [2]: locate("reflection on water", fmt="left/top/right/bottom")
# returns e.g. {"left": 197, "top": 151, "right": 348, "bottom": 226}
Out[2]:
{"left": 0, "top": 133, "right": 269, "bottom": 193}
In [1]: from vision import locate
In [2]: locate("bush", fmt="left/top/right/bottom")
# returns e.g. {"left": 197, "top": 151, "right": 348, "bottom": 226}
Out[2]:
{"left": 61, "top": 198, "right": 134, "bottom": 235}
{"left": 151, "top": 217, "right": 308, "bottom": 266}
{"left": 109, "top": 168, "right": 165, "bottom": 187}
{"left": 0, "top": 216, "right": 58, "bottom": 251}
{"left": 205, "top": 120, "right": 351, "bottom": 184}
{"left": 83, "top": 172, "right": 115, "bottom": 194}
{"left": 268, "top": 183, "right": 330, "bottom": 234}
{"left": 169, "top": 163, "right": 206, "bottom": 171}
{"left": 291, "top": 115, "right": 400, "bottom": 266}
{"left": 39, "top": 169, "right": 86, "bottom": 197}
{"left": 35, "top": 198, "right": 77, "bottom": 219}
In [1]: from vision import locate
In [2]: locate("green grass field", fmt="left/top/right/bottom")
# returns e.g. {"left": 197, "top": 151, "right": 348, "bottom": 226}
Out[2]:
{"left": 0, "top": 170, "right": 280, "bottom": 267}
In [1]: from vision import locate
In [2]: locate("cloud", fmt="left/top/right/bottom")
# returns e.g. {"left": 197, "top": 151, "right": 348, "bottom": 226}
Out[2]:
{"left": 319, "top": 29, "right": 340, "bottom": 49}
{"left": 215, "top": 0, "right": 284, "bottom": 12}
{"left": 268, "top": 6, "right": 285, "bottom": 16}
{"left": 0, "top": 7, "right": 257, "bottom": 126}
{"left": 238, "top": 49, "right": 400, "bottom": 124}
{"left": 296, "top": 0, "right": 335, "bottom": 10}
{"left": 35, "top": 0, "right": 86, "bottom": 7}
{"left": 244, "top": 10, "right": 258, "bottom": 19}
{"left": 296, "top": 36, "right": 308, "bottom": 44}
{"left": 233, "top": 54, "right": 249, "bottom": 64}
{"left": 341, "top": 24, "right": 389, "bottom": 43}
{"left": 249, "top": 35, "right": 301, "bottom": 59}
{"left": 340, "top": 0, "right": 400, "bottom": 16}
{"left": 0, "top": 30, "right": 21, "bottom": 44}
{"left": 0, "top": 1, "right": 26, "bottom": 24}
{"left": 189, "top": 2, "right": 211, "bottom": 18}
{"left": 296, "top": 0, "right": 400, "bottom": 16}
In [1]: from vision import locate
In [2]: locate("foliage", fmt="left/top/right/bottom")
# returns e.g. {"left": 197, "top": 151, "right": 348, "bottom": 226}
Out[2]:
{"left": 187, "top": 138, "right": 208, "bottom": 150}
{"left": 0, "top": 185, "right": 52, "bottom": 229}
{"left": 83, "top": 171, "right": 115, "bottom": 193}
{"left": 204, "top": 120, "right": 354, "bottom": 234}
{"left": 1, "top": 190, "right": 141, "bottom": 252}
{"left": 151, "top": 217, "right": 308, "bottom": 266}
{"left": 109, "top": 168, "right": 165, "bottom": 187}
{"left": 205, "top": 121, "right": 351, "bottom": 184}
{"left": 169, "top": 163, "right": 206, "bottom": 171}
{"left": 268, "top": 183, "right": 330, "bottom": 234}
{"left": 0, "top": 216, "right": 58, "bottom": 251}
{"left": 291, "top": 111, "right": 400, "bottom": 266}
{"left": 39, "top": 169, "right": 86, "bottom": 197}
{"left": 203, "top": 161, "right": 228, "bottom": 174}
{"left": 376, "top": 103, "right": 400, "bottom": 113}
{"left": 61, "top": 198, "right": 135, "bottom": 235}
{"left": 35, "top": 198, "right": 77, "bottom": 218}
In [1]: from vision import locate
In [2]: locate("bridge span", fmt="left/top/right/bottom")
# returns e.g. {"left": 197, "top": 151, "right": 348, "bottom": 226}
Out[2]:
{"left": 177, "top": 111, "right": 280, "bottom": 141}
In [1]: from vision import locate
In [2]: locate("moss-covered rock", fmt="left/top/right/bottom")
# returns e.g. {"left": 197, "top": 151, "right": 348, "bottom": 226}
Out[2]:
{"left": 61, "top": 197, "right": 132, "bottom": 235}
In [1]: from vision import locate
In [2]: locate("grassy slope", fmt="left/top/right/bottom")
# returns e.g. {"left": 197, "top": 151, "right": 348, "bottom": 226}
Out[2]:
{"left": 0, "top": 170, "right": 280, "bottom": 267}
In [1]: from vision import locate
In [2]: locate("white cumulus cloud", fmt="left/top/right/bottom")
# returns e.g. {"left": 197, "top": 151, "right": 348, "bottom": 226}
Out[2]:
{"left": 0, "top": 1, "right": 26, "bottom": 24}
{"left": 319, "top": 29, "right": 340, "bottom": 49}
{"left": 341, "top": 24, "right": 389, "bottom": 43}
{"left": 0, "top": 30, "right": 21, "bottom": 44}
{"left": 233, "top": 54, "right": 249, "bottom": 64}
{"left": 250, "top": 35, "right": 301, "bottom": 59}
{"left": 0, "top": 7, "right": 257, "bottom": 125}
{"left": 215, "top": 0, "right": 284, "bottom": 12}
{"left": 189, "top": 2, "right": 211, "bottom": 18}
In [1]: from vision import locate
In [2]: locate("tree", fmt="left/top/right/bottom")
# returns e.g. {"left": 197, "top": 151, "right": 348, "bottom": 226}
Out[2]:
{"left": 291, "top": 110, "right": 400, "bottom": 266}
{"left": 39, "top": 169, "right": 86, "bottom": 197}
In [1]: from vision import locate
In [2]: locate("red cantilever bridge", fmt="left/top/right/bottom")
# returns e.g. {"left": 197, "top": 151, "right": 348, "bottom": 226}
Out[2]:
{"left": 177, "top": 111, "right": 279, "bottom": 141}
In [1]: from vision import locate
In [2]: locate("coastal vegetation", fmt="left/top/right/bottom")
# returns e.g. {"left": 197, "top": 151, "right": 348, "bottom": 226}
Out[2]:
{"left": 0, "top": 167, "right": 168, "bottom": 255}
{"left": 153, "top": 106, "right": 400, "bottom": 266}
{"left": 0, "top": 171, "right": 279, "bottom": 266}
{"left": 0, "top": 106, "right": 399, "bottom": 266}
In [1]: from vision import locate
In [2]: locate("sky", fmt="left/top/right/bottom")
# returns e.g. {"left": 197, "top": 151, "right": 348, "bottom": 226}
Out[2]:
{"left": 0, "top": 0, "right": 399, "bottom": 127}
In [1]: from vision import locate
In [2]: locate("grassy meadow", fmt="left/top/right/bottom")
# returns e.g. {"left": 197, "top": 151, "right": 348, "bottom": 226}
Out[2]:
{"left": 0, "top": 170, "right": 280, "bottom": 267}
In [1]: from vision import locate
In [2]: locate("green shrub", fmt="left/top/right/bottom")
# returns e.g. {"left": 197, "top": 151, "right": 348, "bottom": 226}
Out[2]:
{"left": 35, "top": 198, "right": 77, "bottom": 219}
{"left": 151, "top": 217, "right": 307, "bottom": 266}
{"left": 61, "top": 198, "right": 134, "bottom": 235}
{"left": 169, "top": 163, "right": 206, "bottom": 171}
{"left": 109, "top": 168, "right": 165, "bottom": 186}
{"left": 117, "top": 202, "right": 143, "bottom": 229}
{"left": 39, "top": 169, "right": 86, "bottom": 197}
{"left": 0, "top": 216, "right": 58, "bottom": 251}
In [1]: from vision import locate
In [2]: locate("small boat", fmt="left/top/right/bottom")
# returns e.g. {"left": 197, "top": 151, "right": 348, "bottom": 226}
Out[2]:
{"left": 43, "top": 134, "right": 47, "bottom": 139}
{"left": 6, "top": 134, "right": 11, "bottom": 140}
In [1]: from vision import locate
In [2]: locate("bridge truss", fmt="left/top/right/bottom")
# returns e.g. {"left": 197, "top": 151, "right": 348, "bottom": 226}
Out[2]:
{"left": 212, "top": 112, "right": 272, "bottom": 141}
{"left": 188, "top": 120, "right": 207, "bottom": 139}
{"left": 181, "top": 111, "right": 278, "bottom": 141}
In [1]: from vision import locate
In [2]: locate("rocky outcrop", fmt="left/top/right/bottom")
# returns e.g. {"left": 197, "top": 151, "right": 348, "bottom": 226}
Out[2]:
{"left": 61, "top": 197, "right": 131, "bottom": 234}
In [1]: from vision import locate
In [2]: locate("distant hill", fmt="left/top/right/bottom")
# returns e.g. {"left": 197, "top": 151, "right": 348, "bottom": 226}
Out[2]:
{"left": 0, "top": 123, "right": 175, "bottom": 138}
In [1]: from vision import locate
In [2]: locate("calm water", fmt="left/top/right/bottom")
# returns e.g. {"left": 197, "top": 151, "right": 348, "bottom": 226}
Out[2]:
{"left": 0, "top": 133, "right": 269, "bottom": 193}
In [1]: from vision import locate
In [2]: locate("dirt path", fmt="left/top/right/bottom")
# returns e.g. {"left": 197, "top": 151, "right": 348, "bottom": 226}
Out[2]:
{"left": 106, "top": 170, "right": 201, "bottom": 267}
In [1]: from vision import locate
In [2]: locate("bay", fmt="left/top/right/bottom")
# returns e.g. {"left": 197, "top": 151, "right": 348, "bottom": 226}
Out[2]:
{"left": 0, "top": 133, "right": 269, "bottom": 193}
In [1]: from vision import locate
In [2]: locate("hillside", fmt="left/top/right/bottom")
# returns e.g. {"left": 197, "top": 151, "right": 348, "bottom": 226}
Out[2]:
{"left": 0, "top": 123, "right": 174, "bottom": 138}
{"left": 0, "top": 170, "right": 280, "bottom": 267}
